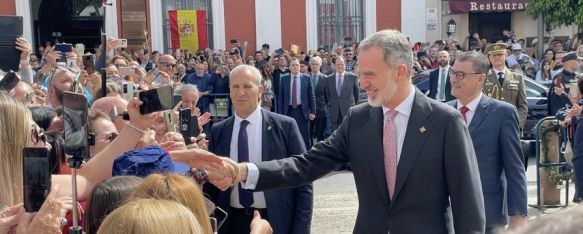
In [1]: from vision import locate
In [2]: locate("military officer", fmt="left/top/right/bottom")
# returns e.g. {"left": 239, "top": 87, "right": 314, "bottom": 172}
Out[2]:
{"left": 483, "top": 43, "right": 528, "bottom": 132}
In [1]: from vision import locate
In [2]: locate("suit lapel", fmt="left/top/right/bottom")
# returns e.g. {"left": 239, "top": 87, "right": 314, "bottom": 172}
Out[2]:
{"left": 393, "top": 90, "right": 433, "bottom": 202}
{"left": 220, "top": 117, "right": 235, "bottom": 157}
{"left": 364, "top": 107, "right": 391, "bottom": 207}
{"left": 468, "top": 96, "right": 490, "bottom": 134}
{"left": 261, "top": 110, "right": 273, "bottom": 162}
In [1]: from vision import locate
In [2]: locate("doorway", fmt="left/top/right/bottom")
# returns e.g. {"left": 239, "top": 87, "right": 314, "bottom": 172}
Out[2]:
{"left": 469, "top": 12, "right": 511, "bottom": 43}
{"left": 32, "top": 0, "right": 103, "bottom": 53}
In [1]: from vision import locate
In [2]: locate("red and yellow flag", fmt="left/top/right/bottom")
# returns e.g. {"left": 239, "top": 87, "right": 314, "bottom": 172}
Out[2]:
{"left": 169, "top": 10, "right": 208, "bottom": 52}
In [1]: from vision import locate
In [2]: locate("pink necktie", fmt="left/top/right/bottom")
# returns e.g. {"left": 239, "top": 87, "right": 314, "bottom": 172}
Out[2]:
{"left": 383, "top": 109, "right": 398, "bottom": 200}
{"left": 460, "top": 105, "right": 469, "bottom": 123}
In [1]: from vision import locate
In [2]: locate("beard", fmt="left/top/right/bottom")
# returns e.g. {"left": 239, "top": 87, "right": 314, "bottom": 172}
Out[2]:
{"left": 439, "top": 60, "right": 449, "bottom": 67}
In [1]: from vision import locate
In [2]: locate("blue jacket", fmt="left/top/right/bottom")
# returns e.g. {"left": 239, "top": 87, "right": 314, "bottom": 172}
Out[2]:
{"left": 449, "top": 95, "right": 527, "bottom": 228}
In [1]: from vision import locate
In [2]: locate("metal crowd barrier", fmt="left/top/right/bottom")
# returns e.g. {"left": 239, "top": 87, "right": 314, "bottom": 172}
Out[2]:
{"left": 207, "top": 93, "right": 231, "bottom": 123}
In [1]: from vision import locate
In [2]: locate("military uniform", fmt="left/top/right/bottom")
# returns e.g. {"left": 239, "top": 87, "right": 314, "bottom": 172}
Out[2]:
{"left": 483, "top": 69, "right": 528, "bottom": 130}
{"left": 483, "top": 43, "right": 528, "bottom": 131}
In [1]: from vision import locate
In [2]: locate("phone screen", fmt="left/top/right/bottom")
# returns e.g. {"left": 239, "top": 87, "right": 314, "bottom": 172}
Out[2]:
{"left": 63, "top": 91, "right": 89, "bottom": 165}
{"left": 23, "top": 147, "right": 51, "bottom": 212}
{"left": 139, "top": 85, "right": 173, "bottom": 114}
{"left": 163, "top": 110, "right": 175, "bottom": 132}
{"left": 0, "top": 71, "right": 19, "bottom": 91}
{"left": 55, "top": 43, "right": 73, "bottom": 63}
{"left": 122, "top": 82, "right": 135, "bottom": 101}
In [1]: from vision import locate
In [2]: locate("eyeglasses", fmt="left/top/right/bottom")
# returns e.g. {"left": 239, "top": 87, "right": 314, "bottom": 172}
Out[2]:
{"left": 114, "top": 63, "right": 128, "bottom": 68}
{"left": 449, "top": 70, "right": 483, "bottom": 80}
{"left": 159, "top": 62, "right": 177, "bottom": 68}
{"left": 31, "top": 123, "right": 46, "bottom": 145}
{"left": 97, "top": 132, "right": 119, "bottom": 142}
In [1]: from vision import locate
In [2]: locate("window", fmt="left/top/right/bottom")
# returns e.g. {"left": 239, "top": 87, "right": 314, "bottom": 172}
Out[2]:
{"left": 162, "top": 0, "right": 213, "bottom": 54}
{"left": 317, "top": 0, "right": 365, "bottom": 51}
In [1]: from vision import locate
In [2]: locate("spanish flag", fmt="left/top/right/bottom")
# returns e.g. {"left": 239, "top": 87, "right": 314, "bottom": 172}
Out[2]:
{"left": 169, "top": 10, "right": 208, "bottom": 52}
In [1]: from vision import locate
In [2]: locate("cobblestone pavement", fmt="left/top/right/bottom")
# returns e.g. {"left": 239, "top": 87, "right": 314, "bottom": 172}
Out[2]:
{"left": 311, "top": 161, "right": 579, "bottom": 233}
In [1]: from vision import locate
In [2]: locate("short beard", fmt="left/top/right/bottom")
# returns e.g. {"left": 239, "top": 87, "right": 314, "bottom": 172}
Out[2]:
{"left": 439, "top": 60, "right": 449, "bottom": 67}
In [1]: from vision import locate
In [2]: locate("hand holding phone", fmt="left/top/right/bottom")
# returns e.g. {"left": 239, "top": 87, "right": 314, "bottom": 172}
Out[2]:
{"left": 23, "top": 147, "right": 51, "bottom": 212}
{"left": 138, "top": 85, "right": 174, "bottom": 114}
{"left": 55, "top": 43, "right": 73, "bottom": 63}
{"left": 82, "top": 55, "right": 95, "bottom": 74}
{"left": 119, "top": 39, "right": 128, "bottom": 48}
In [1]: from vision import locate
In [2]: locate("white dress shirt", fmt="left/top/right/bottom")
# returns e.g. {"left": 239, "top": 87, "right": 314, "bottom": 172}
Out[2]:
{"left": 230, "top": 106, "right": 266, "bottom": 208}
{"left": 289, "top": 73, "right": 302, "bottom": 106}
{"left": 243, "top": 85, "right": 416, "bottom": 189}
{"left": 436, "top": 65, "right": 450, "bottom": 101}
{"left": 381, "top": 86, "right": 415, "bottom": 163}
{"left": 493, "top": 68, "right": 506, "bottom": 81}
{"left": 457, "top": 93, "right": 482, "bottom": 126}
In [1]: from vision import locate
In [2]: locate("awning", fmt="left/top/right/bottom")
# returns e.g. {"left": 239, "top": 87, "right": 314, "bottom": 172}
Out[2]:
{"left": 449, "top": 0, "right": 529, "bottom": 14}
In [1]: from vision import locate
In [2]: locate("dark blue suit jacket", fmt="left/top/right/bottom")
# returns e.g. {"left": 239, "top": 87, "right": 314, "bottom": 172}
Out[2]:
{"left": 428, "top": 68, "right": 454, "bottom": 102}
{"left": 204, "top": 110, "right": 313, "bottom": 234}
{"left": 277, "top": 73, "right": 315, "bottom": 119}
{"left": 449, "top": 95, "right": 527, "bottom": 228}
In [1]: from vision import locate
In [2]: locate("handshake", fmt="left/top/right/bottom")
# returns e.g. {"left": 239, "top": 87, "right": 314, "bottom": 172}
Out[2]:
{"left": 171, "top": 149, "right": 248, "bottom": 191}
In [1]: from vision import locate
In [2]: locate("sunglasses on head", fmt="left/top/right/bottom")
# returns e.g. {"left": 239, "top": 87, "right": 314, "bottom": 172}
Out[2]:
{"left": 159, "top": 62, "right": 177, "bottom": 68}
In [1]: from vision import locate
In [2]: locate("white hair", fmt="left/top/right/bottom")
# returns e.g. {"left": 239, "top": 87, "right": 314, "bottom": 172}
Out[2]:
{"left": 229, "top": 64, "right": 262, "bottom": 85}
{"left": 310, "top": 56, "right": 322, "bottom": 65}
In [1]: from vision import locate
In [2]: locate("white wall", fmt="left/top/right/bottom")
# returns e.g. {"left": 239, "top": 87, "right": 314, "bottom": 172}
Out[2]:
{"left": 256, "top": 0, "right": 282, "bottom": 52}
{"left": 401, "top": 0, "right": 427, "bottom": 43}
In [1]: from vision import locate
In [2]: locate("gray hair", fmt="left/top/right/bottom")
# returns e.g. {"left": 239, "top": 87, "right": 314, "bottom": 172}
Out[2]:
{"left": 310, "top": 56, "right": 322, "bottom": 65}
{"left": 229, "top": 64, "right": 262, "bottom": 85}
{"left": 455, "top": 51, "right": 490, "bottom": 74}
{"left": 358, "top": 29, "right": 413, "bottom": 77}
{"left": 176, "top": 84, "right": 199, "bottom": 95}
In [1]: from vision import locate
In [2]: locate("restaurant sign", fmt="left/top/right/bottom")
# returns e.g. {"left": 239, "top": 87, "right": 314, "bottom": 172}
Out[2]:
{"left": 450, "top": 0, "right": 529, "bottom": 14}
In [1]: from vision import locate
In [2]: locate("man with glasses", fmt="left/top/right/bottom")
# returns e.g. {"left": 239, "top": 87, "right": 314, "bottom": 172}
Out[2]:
{"left": 483, "top": 43, "right": 528, "bottom": 132}
{"left": 448, "top": 51, "right": 527, "bottom": 233}
{"left": 152, "top": 54, "right": 177, "bottom": 86}
{"left": 48, "top": 65, "right": 92, "bottom": 107}
{"left": 343, "top": 48, "right": 356, "bottom": 72}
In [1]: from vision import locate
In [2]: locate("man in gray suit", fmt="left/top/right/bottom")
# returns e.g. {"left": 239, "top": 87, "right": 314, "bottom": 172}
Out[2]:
{"left": 209, "top": 30, "right": 485, "bottom": 233}
{"left": 448, "top": 51, "right": 527, "bottom": 233}
{"left": 325, "top": 57, "right": 360, "bottom": 130}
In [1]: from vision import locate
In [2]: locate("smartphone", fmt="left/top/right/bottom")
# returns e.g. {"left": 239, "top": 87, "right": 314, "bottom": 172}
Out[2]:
{"left": 82, "top": 55, "right": 95, "bottom": 74}
{"left": 556, "top": 76, "right": 563, "bottom": 89}
{"left": 145, "top": 69, "right": 160, "bottom": 84}
{"left": 119, "top": 39, "right": 128, "bottom": 48}
{"left": 118, "top": 67, "right": 136, "bottom": 77}
{"left": 179, "top": 109, "right": 200, "bottom": 144}
{"left": 230, "top": 39, "right": 238, "bottom": 44}
{"left": 173, "top": 94, "right": 182, "bottom": 108}
{"left": 63, "top": 91, "right": 89, "bottom": 164}
{"left": 0, "top": 16, "right": 23, "bottom": 72}
{"left": 570, "top": 83, "right": 580, "bottom": 98}
{"left": 138, "top": 85, "right": 173, "bottom": 114}
{"left": 23, "top": 147, "right": 51, "bottom": 212}
{"left": 275, "top": 48, "right": 284, "bottom": 55}
{"left": 55, "top": 43, "right": 73, "bottom": 63}
{"left": 122, "top": 82, "right": 134, "bottom": 101}
{"left": 0, "top": 71, "right": 19, "bottom": 91}
{"left": 75, "top": 43, "right": 85, "bottom": 56}
{"left": 163, "top": 110, "right": 175, "bottom": 132}
{"left": 25, "top": 92, "right": 34, "bottom": 104}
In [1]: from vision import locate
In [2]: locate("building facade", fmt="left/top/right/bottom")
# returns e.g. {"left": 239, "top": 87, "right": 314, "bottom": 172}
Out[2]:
{"left": 0, "top": 0, "right": 400, "bottom": 54}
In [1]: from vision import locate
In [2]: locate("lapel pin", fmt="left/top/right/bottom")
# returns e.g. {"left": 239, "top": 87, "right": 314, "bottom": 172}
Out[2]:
{"left": 267, "top": 125, "right": 272, "bottom": 131}
{"left": 419, "top": 127, "right": 426, "bottom": 134}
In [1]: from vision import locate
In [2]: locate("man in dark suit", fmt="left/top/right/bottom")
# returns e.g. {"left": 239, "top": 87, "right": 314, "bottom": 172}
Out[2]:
{"left": 277, "top": 58, "right": 315, "bottom": 149}
{"left": 325, "top": 57, "right": 360, "bottom": 130}
{"left": 427, "top": 50, "right": 454, "bottom": 102}
{"left": 448, "top": 51, "right": 527, "bottom": 233}
{"left": 309, "top": 56, "right": 330, "bottom": 141}
{"left": 210, "top": 30, "right": 485, "bottom": 233}
{"left": 204, "top": 64, "right": 313, "bottom": 234}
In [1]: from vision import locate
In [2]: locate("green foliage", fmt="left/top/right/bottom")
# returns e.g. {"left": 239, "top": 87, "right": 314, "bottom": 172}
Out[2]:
{"left": 526, "top": 0, "right": 583, "bottom": 29}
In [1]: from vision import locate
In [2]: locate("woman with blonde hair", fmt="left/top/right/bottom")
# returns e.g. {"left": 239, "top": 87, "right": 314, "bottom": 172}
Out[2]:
{"left": 132, "top": 173, "right": 213, "bottom": 234}
{"left": 97, "top": 198, "right": 203, "bottom": 234}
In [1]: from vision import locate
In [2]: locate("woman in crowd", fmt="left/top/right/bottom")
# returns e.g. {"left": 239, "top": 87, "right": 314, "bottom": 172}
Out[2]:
{"left": 0, "top": 91, "right": 226, "bottom": 232}
{"left": 131, "top": 173, "right": 213, "bottom": 234}
{"left": 97, "top": 199, "right": 203, "bottom": 234}
{"left": 84, "top": 176, "right": 143, "bottom": 234}
{"left": 259, "top": 64, "right": 274, "bottom": 111}
{"left": 536, "top": 60, "right": 553, "bottom": 86}
{"left": 88, "top": 110, "right": 119, "bottom": 157}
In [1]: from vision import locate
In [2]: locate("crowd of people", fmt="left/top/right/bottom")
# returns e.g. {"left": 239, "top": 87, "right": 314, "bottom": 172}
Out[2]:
{"left": 3, "top": 24, "right": 583, "bottom": 234}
